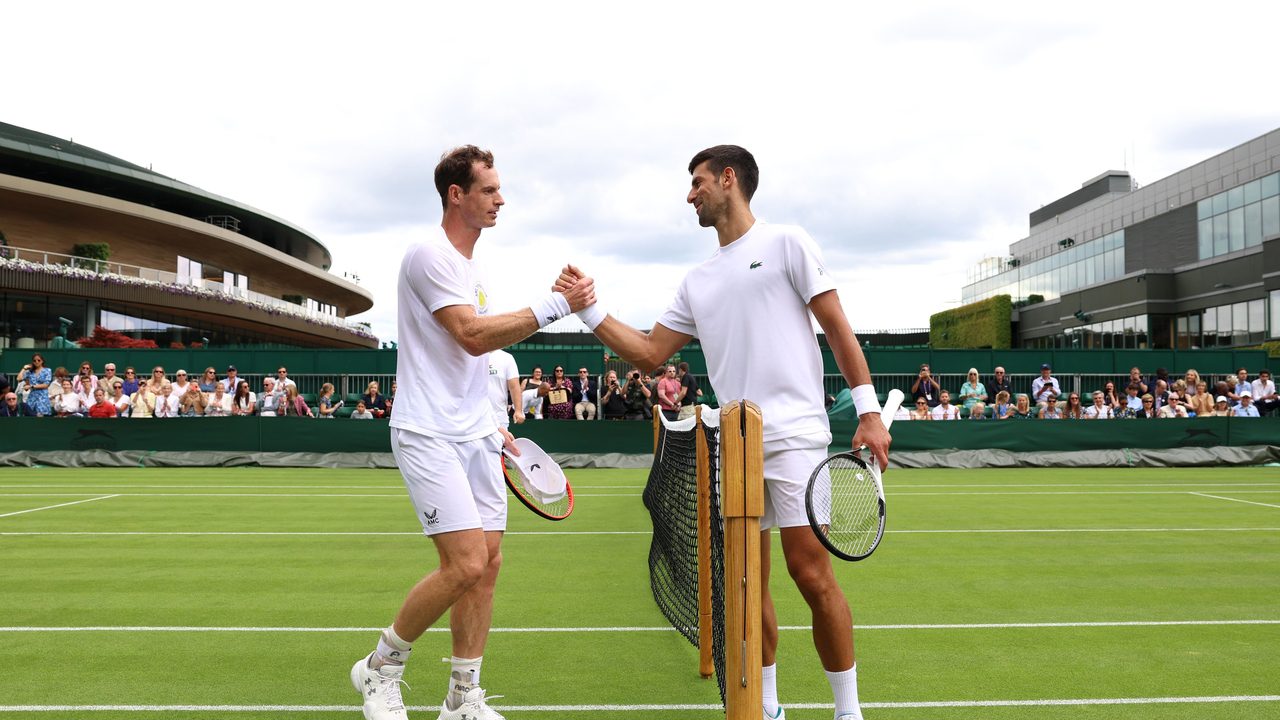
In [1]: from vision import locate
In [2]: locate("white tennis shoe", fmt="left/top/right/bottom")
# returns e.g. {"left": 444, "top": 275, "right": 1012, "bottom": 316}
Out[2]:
{"left": 438, "top": 686, "right": 506, "bottom": 720}
{"left": 351, "top": 653, "right": 409, "bottom": 720}
{"left": 765, "top": 706, "right": 786, "bottom": 719}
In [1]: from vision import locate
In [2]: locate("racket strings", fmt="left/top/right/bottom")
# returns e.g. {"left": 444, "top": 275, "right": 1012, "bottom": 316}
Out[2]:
{"left": 814, "top": 456, "right": 883, "bottom": 557}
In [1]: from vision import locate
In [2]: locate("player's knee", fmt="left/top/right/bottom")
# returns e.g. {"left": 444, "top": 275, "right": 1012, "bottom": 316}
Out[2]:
{"left": 441, "top": 548, "right": 490, "bottom": 589}
{"left": 785, "top": 555, "right": 836, "bottom": 597}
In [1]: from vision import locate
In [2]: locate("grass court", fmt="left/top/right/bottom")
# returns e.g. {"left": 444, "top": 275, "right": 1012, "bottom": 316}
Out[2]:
{"left": 0, "top": 465, "right": 1278, "bottom": 719}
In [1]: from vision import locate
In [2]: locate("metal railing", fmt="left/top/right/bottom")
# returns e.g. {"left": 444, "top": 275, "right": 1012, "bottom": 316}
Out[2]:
{"left": 0, "top": 244, "right": 363, "bottom": 332}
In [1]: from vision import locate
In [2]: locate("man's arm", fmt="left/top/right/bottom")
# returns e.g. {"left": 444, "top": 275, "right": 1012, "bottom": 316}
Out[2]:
{"left": 588, "top": 316, "right": 691, "bottom": 381}
{"left": 507, "top": 376, "right": 525, "bottom": 424}
{"left": 435, "top": 280, "right": 594, "bottom": 357}
{"left": 808, "top": 289, "right": 891, "bottom": 470}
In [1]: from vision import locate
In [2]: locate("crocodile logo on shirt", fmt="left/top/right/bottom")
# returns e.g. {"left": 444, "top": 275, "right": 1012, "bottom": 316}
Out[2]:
{"left": 749, "top": 261, "right": 764, "bottom": 269}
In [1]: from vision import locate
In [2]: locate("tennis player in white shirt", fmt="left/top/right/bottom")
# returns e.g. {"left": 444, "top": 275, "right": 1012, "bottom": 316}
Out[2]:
{"left": 558, "top": 145, "right": 890, "bottom": 720}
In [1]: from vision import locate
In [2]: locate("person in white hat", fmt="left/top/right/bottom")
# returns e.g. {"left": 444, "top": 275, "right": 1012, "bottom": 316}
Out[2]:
{"left": 1233, "top": 390, "right": 1260, "bottom": 417}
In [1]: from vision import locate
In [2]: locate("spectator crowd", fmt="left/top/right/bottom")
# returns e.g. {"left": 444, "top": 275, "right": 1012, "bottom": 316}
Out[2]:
{"left": 906, "top": 362, "right": 1278, "bottom": 420}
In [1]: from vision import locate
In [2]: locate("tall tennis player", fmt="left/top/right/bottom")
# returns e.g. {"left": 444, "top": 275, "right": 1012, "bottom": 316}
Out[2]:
{"left": 351, "top": 145, "right": 594, "bottom": 720}
{"left": 558, "top": 145, "right": 890, "bottom": 720}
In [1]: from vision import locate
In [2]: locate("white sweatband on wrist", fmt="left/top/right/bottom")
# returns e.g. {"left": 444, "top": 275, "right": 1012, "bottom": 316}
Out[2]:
{"left": 577, "top": 303, "right": 607, "bottom": 330}
{"left": 531, "top": 293, "right": 572, "bottom": 329}
{"left": 851, "top": 384, "right": 880, "bottom": 417}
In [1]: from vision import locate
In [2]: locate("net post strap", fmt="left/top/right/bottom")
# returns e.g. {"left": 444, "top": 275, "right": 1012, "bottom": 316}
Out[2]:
{"left": 719, "top": 400, "right": 764, "bottom": 720}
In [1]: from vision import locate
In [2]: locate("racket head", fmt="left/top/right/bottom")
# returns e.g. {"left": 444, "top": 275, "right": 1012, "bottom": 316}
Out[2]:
{"left": 805, "top": 451, "right": 885, "bottom": 561}
{"left": 502, "top": 438, "right": 574, "bottom": 521}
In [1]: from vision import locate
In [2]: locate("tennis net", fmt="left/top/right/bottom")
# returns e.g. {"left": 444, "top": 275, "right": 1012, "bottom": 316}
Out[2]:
{"left": 644, "top": 408, "right": 728, "bottom": 702}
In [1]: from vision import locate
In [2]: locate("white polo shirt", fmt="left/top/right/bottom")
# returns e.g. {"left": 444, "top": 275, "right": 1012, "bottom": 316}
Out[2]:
{"left": 487, "top": 349, "right": 520, "bottom": 429}
{"left": 657, "top": 221, "right": 836, "bottom": 443}
{"left": 390, "top": 226, "right": 495, "bottom": 442}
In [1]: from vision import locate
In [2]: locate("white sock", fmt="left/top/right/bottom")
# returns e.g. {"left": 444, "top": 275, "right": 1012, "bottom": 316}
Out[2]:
{"left": 762, "top": 664, "right": 779, "bottom": 717}
{"left": 371, "top": 626, "right": 412, "bottom": 668}
{"left": 825, "top": 664, "right": 862, "bottom": 719}
{"left": 446, "top": 656, "right": 483, "bottom": 708}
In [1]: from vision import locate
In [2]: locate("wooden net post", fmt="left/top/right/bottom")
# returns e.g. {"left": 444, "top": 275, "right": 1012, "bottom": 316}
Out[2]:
{"left": 695, "top": 404, "right": 713, "bottom": 678}
{"left": 719, "top": 400, "right": 764, "bottom": 719}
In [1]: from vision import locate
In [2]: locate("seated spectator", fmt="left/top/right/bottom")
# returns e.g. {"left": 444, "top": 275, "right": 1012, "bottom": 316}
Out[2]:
{"left": 317, "top": 383, "right": 341, "bottom": 418}
{"left": 987, "top": 367, "right": 1011, "bottom": 401}
{"left": 351, "top": 400, "right": 374, "bottom": 419}
{"left": 521, "top": 366, "right": 545, "bottom": 419}
{"left": 911, "top": 364, "right": 942, "bottom": 408}
{"left": 99, "top": 363, "right": 119, "bottom": 391}
{"left": 930, "top": 390, "right": 960, "bottom": 420}
{"left": 968, "top": 401, "right": 987, "bottom": 420}
{"left": 48, "top": 367, "right": 70, "bottom": 405}
{"left": 958, "top": 368, "right": 987, "bottom": 413}
{"left": 1038, "top": 395, "right": 1064, "bottom": 420}
{"left": 1100, "top": 381, "right": 1122, "bottom": 411}
{"left": 909, "top": 397, "right": 931, "bottom": 420}
{"left": 55, "top": 379, "right": 85, "bottom": 417}
{"left": 386, "top": 380, "right": 396, "bottom": 418}
{"left": 1233, "top": 390, "right": 1260, "bottom": 417}
{"left": 206, "top": 383, "right": 233, "bottom": 417}
{"left": 1062, "top": 393, "right": 1085, "bottom": 419}
{"left": 172, "top": 370, "right": 192, "bottom": 397}
{"left": 274, "top": 367, "right": 297, "bottom": 391}
{"left": 145, "top": 367, "right": 167, "bottom": 394}
{"left": 1159, "top": 399, "right": 1189, "bottom": 418}
{"left": 1210, "top": 395, "right": 1231, "bottom": 417}
{"left": 178, "top": 385, "right": 207, "bottom": 417}
{"left": 281, "top": 384, "right": 313, "bottom": 418}
{"left": 0, "top": 369, "right": 12, "bottom": 398}
{"left": 1183, "top": 369, "right": 1202, "bottom": 397}
{"left": 121, "top": 367, "right": 140, "bottom": 396}
{"left": 87, "top": 388, "right": 117, "bottom": 418}
{"left": 130, "top": 384, "right": 157, "bottom": 419}
{"left": 1083, "top": 391, "right": 1114, "bottom": 419}
{"left": 232, "top": 380, "right": 258, "bottom": 416}
{"left": 1150, "top": 379, "right": 1171, "bottom": 414}
{"left": 361, "top": 381, "right": 388, "bottom": 419}
{"left": 1153, "top": 367, "right": 1172, "bottom": 391}
{"left": 1170, "top": 380, "right": 1194, "bottom": 416}
{"left": 198, "top": 367, "right": 220, "bottom": 393}
{"left": 992, "top": 390, "right": 1013, "bottom": 420}
{"left": 572, "top": 368, "right": 598, "bottom": 420}
{"left": 258, "top": 378, "right": 281, "bottom": 417}
{"left": 1251, "top": 369, "right": 1278, "bottom": 416}
{"left": 1188, "top": 381, "right": 1215, "bottom": 417}
{"left": 110, "top": 381, "right": 131, "bottom": 417}
{"left": 600, "top": 371, "right": 628, "bottom": 420}
{"left": 1031, "top": 363, "right": 1060, "bottom": 407}
{"left": 1123, "top": 383, "right": 1144, "bottom": 414}
{"left": 153, "top": 382, "right": 180, "bottom": 418}
{"left": 1010, "top": 393, "right": 1035, "bottom": 419}
{"left": 220, "top": 366, "right": 242, "bottom": 394}
{"left": 1228, "top": 368, "right": 1251, "bottom": 406}
{"left": 1, "top": 391, "right": 31, "bottom": 417}
{"left": 73, "top": 361, "right": 98, "bottom": 398}
{"left": 1134, "top": 394, "right": 1158, "bottom": 419}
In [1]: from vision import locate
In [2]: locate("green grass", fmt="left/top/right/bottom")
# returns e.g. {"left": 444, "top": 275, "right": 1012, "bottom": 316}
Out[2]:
{"left": 0, "top": 466, "right": 1278, "bottom": 719}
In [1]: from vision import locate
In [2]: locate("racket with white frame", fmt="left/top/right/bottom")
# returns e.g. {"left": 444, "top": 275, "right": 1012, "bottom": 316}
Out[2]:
{"left": 502, "top": 437, "right": 574, "bottom": 521}
{"left": 805, "top": 388, "right": 903, "bottom": 561}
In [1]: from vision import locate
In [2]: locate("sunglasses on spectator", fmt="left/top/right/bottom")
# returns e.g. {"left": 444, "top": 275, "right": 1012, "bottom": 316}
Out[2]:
{"left": 153, "top": 369, "right": 164, "bottom": 374}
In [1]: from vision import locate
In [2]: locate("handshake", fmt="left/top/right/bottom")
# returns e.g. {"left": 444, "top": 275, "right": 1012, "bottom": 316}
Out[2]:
{"left": 552, "top": 264, "right": 605, "bottom": 330}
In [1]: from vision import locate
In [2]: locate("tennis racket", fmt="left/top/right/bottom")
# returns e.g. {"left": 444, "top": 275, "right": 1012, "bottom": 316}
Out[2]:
{"left": 805, "top": 388, "right": 903, "bottom": 561}
{"left": 502, "top": 437, "right": 574, "bottom": 521}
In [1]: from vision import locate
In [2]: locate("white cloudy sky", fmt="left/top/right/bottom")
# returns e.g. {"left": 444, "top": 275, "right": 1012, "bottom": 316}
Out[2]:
{"left": 6, "top": 1, "right": 1280, "bottom": 343}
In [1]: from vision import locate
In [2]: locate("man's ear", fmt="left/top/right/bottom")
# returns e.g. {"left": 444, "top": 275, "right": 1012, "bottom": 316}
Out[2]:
{"left": 721, "top": 166, "right": 736, "bottom": 190}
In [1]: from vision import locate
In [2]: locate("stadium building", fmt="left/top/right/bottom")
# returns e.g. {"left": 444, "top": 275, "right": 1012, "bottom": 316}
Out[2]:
{"left": 0, "top": 122, "right": 375, "bottom": 349}
{"left": 963, "top": 127, "right": 1280, "bottom": 350}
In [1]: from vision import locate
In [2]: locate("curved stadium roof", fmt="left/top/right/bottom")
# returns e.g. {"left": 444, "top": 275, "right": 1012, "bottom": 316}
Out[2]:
{"left": 0, "top": 121, "right": 333, "bottom": 270}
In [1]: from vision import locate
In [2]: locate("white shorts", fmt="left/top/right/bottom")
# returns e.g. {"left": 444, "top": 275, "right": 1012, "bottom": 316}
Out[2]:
{"left": 391, "top": 427, "right": 506, "bottom": 536}
{"left": 759, "top": 432, "right": 831, "bottom": 531}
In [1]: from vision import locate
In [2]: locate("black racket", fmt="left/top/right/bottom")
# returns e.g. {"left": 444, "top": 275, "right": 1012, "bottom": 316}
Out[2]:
{"left": 806, "top": 389, "right": 902, "bottom": 561}
{"left": 502, "top": 437, "right": 574, "bottom": 521}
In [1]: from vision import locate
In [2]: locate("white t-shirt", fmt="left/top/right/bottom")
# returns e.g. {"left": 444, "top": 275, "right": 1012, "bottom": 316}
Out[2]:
{"left": 390, "top": 226, "right": 495, "bottom": 441}
{"left": 657, "top": 222, "right": 836, "bottom": 443}
{"left": 487, "top": 349, "right": 520, "bottom": 429}
{"left": 1083, "top": 404, "right": 1113, "bottom": 419}
{"left": 930, "top": 404, "right": 960, "bottom": 420}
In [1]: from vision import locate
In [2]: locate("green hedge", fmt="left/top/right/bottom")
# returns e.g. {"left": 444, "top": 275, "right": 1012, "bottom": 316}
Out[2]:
{"left": 929, "top": 295, "right": 1013, "bottom": 349}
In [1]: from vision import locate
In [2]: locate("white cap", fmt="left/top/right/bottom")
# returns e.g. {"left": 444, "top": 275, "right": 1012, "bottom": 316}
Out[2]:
{"left": 1216, "top": 396, "right": 1228, "bottom": 403}
{"left": 505, "top": 438, "right": 567, "bottom": 503}
{"left": 1240, "top": 389, "right": 1252, "bottom": 398}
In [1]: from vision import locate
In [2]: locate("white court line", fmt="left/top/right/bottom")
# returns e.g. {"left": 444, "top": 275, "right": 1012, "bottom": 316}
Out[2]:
{"left": 2, "top": 696, "right": 1278, "bottom": 712}
{"left": 1, "top": 619, "right": 1277, "bottom": 633}
{"left": 1190, "top": 492, "right": 1280, "bottom": 509}
{"left": 2, "top": 527, "right": 1278, "bottom": 537}
{"left": 0, "top": 495, "right": 120, "bottom": 519}
{"left": 4, "top": 489, "right": 1280, "bottom": 499}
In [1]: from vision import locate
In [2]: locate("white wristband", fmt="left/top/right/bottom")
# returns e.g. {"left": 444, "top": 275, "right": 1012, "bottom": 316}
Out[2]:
{"left": 531, "top": 293, "right": 573, "bottom": 329}
{"left": 851, "top": 384, "right": 880, "bottom": 417}
{"left": 577, "top": 303, "right": 607, "bottom": 330}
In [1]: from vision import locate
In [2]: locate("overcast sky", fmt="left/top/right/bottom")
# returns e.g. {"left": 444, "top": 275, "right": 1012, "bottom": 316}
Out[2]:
{"left": 6, "top": 1, "right": 1280, "bottom": 343}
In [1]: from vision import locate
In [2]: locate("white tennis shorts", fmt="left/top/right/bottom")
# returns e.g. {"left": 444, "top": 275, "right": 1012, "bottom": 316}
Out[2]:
{"left": 760, "top": 432, "right": 831, "bottom": 531}
{"left": 391, "top": 427, "right": 506, "bottom": 535}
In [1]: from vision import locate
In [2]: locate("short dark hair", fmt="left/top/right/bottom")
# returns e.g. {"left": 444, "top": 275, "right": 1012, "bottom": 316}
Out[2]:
{"left": 435, "top": 145, "right": 495, "bottom": 211}
{"left": 688, "top": 145, "right": 759, "bottom": 202}
{"left": 678, "top": 362, "right": 690, "bottom": 373}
